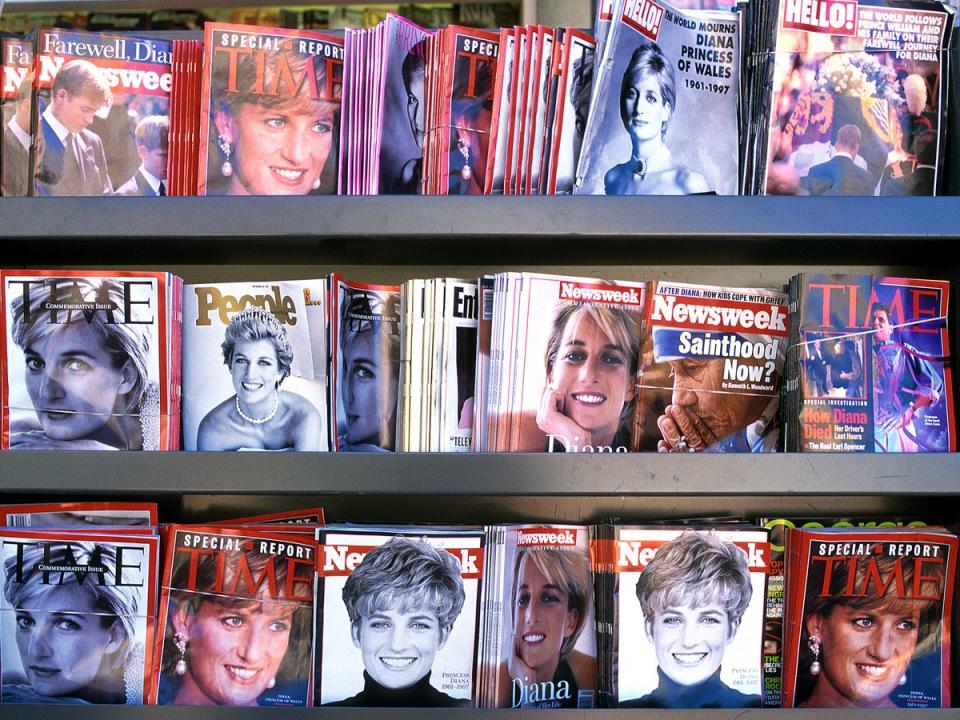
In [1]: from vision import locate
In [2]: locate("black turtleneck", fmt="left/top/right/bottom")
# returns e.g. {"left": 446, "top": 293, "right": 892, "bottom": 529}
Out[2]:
{"left": 619, "top": 666, "right": 761, "bottom": 708}
{"left": 323, "top": 671, "right": 470, "bottom": 708}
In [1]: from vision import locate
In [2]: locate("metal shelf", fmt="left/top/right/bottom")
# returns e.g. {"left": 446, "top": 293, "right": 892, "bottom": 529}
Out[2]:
{"left": 0, "top": 451, "right": 957, "bottom": 496}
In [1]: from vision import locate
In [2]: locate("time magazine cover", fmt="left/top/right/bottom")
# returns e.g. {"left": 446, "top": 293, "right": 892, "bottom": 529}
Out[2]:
{"left": 2, "top": 35, "right": 33, "bottom": 197}
{"left": 491, "top": 273, "right": 646, "bottom": 453}
{"left": 0, "top": 501, "right": 158, "bottom": 528}
{"left": 315, "top": 525, "right": 484, "bottom": 707}
{"left": 633, "top": 281, "right": 788, "bottom": 452}
{"left": 781, "top": 527, "right": 957, "bottom": 707}
{"left": 784, "top": 273, "right": 954, "bottom": 452}
{"left": 758, "top": 515, "right": 930, "bottom": 707}
{"left": 182, "top": 279, "right": 329, "bottom": 451}
{"left": 483, "top": 28, "right": 515, "bottom": 195}
{"left": 761, "top": 0, "right": 954, "bottom": 195}
{"left": 547, "top": 30, "right": 595, "bottom": 195}
{"left": 0, "top": 269, "right": 182, "bottom": 451}
{"left": 377, "top": 14, "right": 432, "bottom": 194}
{"left": 198, "top": 22, "right": 343, "bottom": 196}
{"left": 613, "top": 526, "right": 768, "bottom": 707}
{"left": 483, "top": 524, "right": 598, "bottom": 708}
{"left": 0, "top": 528, "right": 160, "bottom": 704}
{"left": 330, "top": 275, "right": 401, "bottom": 452}
{"left": 576, "top": 0, "right": 741, "bottom": 195}
{"left": 150, "top": 525, "right": 316, "bottom": 707}
{"left": 30, "top": 28, "right": 172, "bottom": 196}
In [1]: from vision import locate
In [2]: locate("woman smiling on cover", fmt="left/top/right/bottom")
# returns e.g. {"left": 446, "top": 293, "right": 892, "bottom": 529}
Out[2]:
{"left": 197, "top": 308, "right": 322, "bottom": 450}
{"left": 208, "top": 42, "right": 339, "bottom": 196}
{"left": 604, "top": 42, "right": 709, "bottom": 196}
{"left": 536, "top": 303, "right": 641, "bottom": 451}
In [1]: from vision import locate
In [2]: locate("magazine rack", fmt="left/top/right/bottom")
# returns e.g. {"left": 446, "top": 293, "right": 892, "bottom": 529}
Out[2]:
{"left": 0, "top": 195, "right": 958, "bottom": 719}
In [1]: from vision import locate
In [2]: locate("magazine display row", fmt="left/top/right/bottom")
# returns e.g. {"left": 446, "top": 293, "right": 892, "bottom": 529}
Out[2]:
{"left": 0, "top": 501, "right": 954, "bottom": 710}
{"left": 1, "top": 0, "right": 956, "bottom": 198}
{"left": 0, "top": 269, "right": 953, "bottom": 454}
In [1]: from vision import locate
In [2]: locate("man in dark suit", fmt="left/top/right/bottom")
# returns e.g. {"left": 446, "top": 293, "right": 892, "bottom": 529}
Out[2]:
{"left": 802, "top": 124, "right": 876, "bottom": 196}
{"left": 2, "top": 72, "right": 33, "bottom": 197}
{"left": 116, "top": 115, "right": 168, "bottom": 196}
{"left": 36, "top": 59, "right": 114, "bottom": 196}
{"left": 881, "top": 129, "right": 937, "bottom": 196}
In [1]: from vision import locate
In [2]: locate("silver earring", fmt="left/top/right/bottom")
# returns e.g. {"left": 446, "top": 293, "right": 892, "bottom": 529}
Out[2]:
{"left": 174, "top": 632, "right": 188, "bottom": 676}
{"left": 808, "top": 634, "right": 821, "bottom": 676}
{"left": 267, "top": 678, "right": 276, "bottom": 689}
{"left": 312, "top": 178, "right": 321, "bottom": 190}
{"left": 899, "top": 674, "right": 907, "bottom": 686}
{"left": 217, "top": 134, "right": 233, "bottom": 177}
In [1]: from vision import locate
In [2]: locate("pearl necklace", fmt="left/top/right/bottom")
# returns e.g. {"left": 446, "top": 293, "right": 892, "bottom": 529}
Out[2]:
{"left": 236, "top": 392, "right": 279, "bottom": 425}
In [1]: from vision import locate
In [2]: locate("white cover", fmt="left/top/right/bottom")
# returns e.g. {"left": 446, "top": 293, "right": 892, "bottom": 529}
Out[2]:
{"left": 181, "top": 279, "right": 328, "bottom": 451}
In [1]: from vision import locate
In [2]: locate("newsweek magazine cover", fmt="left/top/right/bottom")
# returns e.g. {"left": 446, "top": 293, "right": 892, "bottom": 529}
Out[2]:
{"left": 491, "top": 273, "right": 646, "bottom": 453}
{"left": 0, "top": 528, "right": 160, "bottom": 704}
{"left": 315, "top": 525, "right": 484, "bottom": 707}
{"left": 0, "top": 502, "right": 158, "bottom": 528}
{"left": 633, "top": 281, "right": 788, "bottom": 452}
{"left": 377, "top": 14, "right": 432, "bottom": 194}
{"left": 547, "top": 30, "right": 596, "bottom": 194}
{"left": 182, "top": 280, "right": 329, "bottom": 451}
{"left": 576, "top": 0, "right": 741, "bottom": 195}
{"left": 330, "top": 275, "right": 401, "bottom": 452}
{"left": 0, "top": 270, "right": 183, "bottom": 451}
{"left": 483, "top": 524, "right": 598, "bottom": 708}
{"left": 783, "top": 273, "right": 954, "bottom": 452}
{"left": 758, "top": 515, "right": 930, "bottom": 707}
{"left": 781, "top": 527, "right": 957, "bottom": 707}
{"left": 612, "top": 526, "right": 767, "bottom": 707}
{"left": 30, "top": 29, "right": 172, "bottom": 196}
{"left": 2, "top": 35, "right": 33, "bottom": 197}
{"left": 198, "top": 23, "right": 343, "bottom": 196}
{"left": 150, "top": 525, "right": 316, "bottom": 707}
{"left": 761, "top": 0, "right": 954, "bottom": 196}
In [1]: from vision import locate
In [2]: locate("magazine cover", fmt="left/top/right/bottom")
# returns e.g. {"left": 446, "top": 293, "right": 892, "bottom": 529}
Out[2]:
{"left": 377, "top": 14, "right": 431, "bottom": 194}
{"left": 217, "top": 508, "right": 326, "bottom": 525}
{"left": 2, "top": 36, "right": 33, "bottom": 197}
{"left": 758, "top": 515, "right": 930, "bottom": 706}
{"left": 31, "top": 29, "right": 172, "bottom": 196}
{"left": 781, "top": 527, "right": 957, "bottom": 707}
{"left": 786, "top": 273, "right": 954, "bottom": 452}
{"left": 484, "top": 28, "right": 515, "bottom": 195}
{"left": 487, "top": 525, "right": 598, "bottom": 708}
{"left": 0, "top": 501, "right": 158, "bottom": 528}
{"left": 547, "top": 30, "right": 595, "bottom": 195}
{"left": 439, "top": 279, "right": 479, "bottom": 452}
{"left": 633, "top": 281, "right": 788, "bottom": 452}
{"left": 151, "top": 525, "right": 316, "bottom": 707}
{"left": 198, "top": 22, "right": 343, "bottom": 196}
{"left": 0, "top": 528, "right": 159, "bottom": 704}
{"left": 762, "top": 0, "right": 954, "bottom": 195}
{"left": 330, "top": 275, "right": 401, "bottom": 452}
{"left": 182, "top": 280, "right": 329, "bottom": 451}
{"left": 576, "top": 0, "right": 741, "bottom": 195}
{"left": 614, "top": 526, "right": 768, "bottom": 707}
{"left": 315, "top": 526, "right": 484, "bottom": 707}
{"left": 496, "top": 273, "right": 646, "bottom": 452}
{"left": 1, "top": 269, "right": 181, "bottom": 451}
{"left": 441, "top": 26, "right": 499, "bottom": 195}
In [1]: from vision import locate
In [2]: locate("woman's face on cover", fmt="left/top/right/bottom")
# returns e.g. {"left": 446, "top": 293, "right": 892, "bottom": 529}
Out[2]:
{"left": 175, "top": 599, "right": 295, "bottom": 706}
{"left": 406, "top": 69, "right": 425, "bottom": 150}
{"left": 513, "top": 555, "right": 578, "bottom": 675}
{"left": 230, "top": 99, "right": 334, "bottom": 195}
{"left": 342, "top": 331, "right": 397, "bottom": 448}
{"left": 352, "top": 604, "right": 446, "bottom": 690}
{"left": 23, "top": 323, "right": 132, "bottom": 441}
{"left": 15, "top": 582, "right": 121, "bottom": 698}
{"left": 230, "top": 338, "right": 281, "bottom": 406}
{"left": 547, "top": 313, "right": 634, "bottom": 446}
{"left": 646, "top": 599, "right": 733, "bottom": 687}
{"left": 622, "top": 71, "right": 669, "bottom": 143}
{"left": 806, "top": 603, "right": 920, "bottom": 707}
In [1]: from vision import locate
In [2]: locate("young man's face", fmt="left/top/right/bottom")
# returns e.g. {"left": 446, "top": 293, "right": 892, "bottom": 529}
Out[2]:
{"left": 351, "top": 604, "right": 448, "bottom": 690}
{"left": 139, "top": 142, "right": 168, "bottom": 180}
{"left": 52, "top": 89, "right": 102, "bottom": 134}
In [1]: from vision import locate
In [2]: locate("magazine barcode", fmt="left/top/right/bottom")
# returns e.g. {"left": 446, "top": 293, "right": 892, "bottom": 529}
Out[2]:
{"left": 8, "top": 516, "right": 28, "bottom": 527}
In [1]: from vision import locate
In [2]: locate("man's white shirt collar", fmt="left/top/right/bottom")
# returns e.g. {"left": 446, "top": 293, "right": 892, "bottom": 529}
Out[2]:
{"left": 42, "top": 105, "right": 71, "bottom": 144}
{"left": 138, "top": 163, "right": 162, "bottom": 194}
